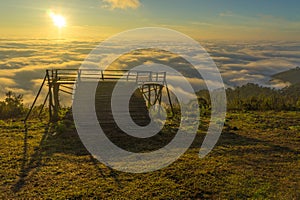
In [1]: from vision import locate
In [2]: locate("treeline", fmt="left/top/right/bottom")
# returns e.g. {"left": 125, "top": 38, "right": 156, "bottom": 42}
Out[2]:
{"left": 226, "top": 83, "right": 300, "bottom": 111}
{"left": 0, "top": 83, "right": 299, "bottom": 120}
{"left": 198, "top": 83, "right": 300, "bottom": 111}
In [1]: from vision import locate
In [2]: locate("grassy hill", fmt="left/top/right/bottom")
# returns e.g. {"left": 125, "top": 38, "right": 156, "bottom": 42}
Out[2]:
{"left": 271, "top": 66, "right": 300, "bottom": 85}
{"left": 1, "top": 111, "right": 299, "bottom": 199}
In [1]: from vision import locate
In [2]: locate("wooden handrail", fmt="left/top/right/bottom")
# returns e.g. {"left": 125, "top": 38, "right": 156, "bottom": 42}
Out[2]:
{"left": 47, "top": 69, "right": 167, "bottom": 84}
{"left": 24, "top": 73, "right": 48, "bottom": 123}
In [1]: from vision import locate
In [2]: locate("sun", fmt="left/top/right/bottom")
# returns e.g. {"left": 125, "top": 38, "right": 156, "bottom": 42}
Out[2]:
{"left": 48, "top": 11, "right": 66, "bottom": 28}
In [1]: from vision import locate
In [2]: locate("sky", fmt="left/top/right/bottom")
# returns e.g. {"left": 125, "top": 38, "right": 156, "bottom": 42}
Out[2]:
{"left": 0, "top": 0, "right": 300, "bottom": 40}
{"left": 0, "top": 0, "right": 300, "bottom": 103}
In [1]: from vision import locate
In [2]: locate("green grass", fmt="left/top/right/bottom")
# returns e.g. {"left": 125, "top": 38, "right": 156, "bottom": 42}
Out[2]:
{"left": 0, "top": 111, "right": 299, "bottom": 199}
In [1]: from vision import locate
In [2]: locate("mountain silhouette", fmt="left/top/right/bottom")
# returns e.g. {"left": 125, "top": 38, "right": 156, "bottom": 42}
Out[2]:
{"left": 271, "top": 66, "right": 300, "bottom": 85}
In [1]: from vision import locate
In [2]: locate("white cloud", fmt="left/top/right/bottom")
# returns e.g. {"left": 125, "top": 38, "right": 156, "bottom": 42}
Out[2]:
{"left": 219, "top": 11, "right": 235, "bottom": 17}
{"left": 102, "top": 0, "right": 141, "bottom": 10}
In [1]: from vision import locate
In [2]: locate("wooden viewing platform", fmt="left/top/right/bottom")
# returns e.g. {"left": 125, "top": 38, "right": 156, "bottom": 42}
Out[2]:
{"left": 24, "top": 69, "right": 174, "bottom": 123}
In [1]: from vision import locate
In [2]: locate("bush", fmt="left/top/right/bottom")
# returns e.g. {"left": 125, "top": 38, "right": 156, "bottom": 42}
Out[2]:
{"left": 0, "top": 91, "right": 26, "bottom": 119}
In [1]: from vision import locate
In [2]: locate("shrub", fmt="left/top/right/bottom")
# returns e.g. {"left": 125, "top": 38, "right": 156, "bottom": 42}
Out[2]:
{"left": 0, "top": 91, "right": 26, "bottom": 119}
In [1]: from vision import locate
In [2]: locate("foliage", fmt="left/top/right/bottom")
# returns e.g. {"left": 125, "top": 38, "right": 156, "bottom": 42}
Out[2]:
{"left": 0, "top": 91, "right": 26, "bottom": 119}
{"left": 226, "top": 83, "right": 300, "bottom": 111}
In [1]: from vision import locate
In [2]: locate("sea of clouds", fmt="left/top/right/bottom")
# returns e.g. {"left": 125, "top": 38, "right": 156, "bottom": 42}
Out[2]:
{"left": 0, "top": 38, "right": 299, "bottom": 105}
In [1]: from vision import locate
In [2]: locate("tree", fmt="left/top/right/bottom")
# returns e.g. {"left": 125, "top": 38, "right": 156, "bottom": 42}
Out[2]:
{"left": 0, "top": 91, "right": 26, "bottom": 119}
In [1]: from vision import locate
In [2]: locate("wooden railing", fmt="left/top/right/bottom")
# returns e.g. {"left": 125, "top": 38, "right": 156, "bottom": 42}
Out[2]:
{"left": 47, "top": 69, "right": 167, "bottom": 85}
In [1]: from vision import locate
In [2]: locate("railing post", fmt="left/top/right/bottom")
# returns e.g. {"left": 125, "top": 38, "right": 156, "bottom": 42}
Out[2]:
{"left": 149, "top": 71, "right": 152, "bottom": 82}
{"left": 52, "top": 69, "right": 60, "bottom": 122}
{"left": 47, "top": 70, "right": 53, "bottom": 121}
{"left": 126, "top": 71, "right": 130, "bottom": 81}
{"left": 77, "top": 69, "right": 81, "bottom": 83}
{"left": 163, "top": 72, "right": 166, "bottom": 84}
{"left": 101, "top": 70, "right": 104, "bottom": 81}
{"left": 136, "top": 72, "right": 139, "bottom": 83}
{"left": 164, "top": 72, "right": 174, "bottom": 116}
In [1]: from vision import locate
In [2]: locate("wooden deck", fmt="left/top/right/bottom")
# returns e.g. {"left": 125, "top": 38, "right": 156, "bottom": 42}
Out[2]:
{"left": 24, "top": 69, "right": 173, "bottom": 123}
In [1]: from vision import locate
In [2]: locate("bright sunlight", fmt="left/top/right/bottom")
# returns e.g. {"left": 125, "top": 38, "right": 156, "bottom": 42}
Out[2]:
{"left": 48, "top": 10, "right": 66, "bottom": 28}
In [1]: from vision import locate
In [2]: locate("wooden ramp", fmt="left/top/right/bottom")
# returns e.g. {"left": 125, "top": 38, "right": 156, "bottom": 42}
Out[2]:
{"left": 95, "top": 81, "right": 151, "bottom": 127}
{"left": 95, "top": 81, "right": 174, "bottom": 153}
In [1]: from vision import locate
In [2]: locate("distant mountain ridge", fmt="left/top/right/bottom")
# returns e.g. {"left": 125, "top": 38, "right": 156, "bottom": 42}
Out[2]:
{"left": 271, "top": 67, "right": 300, "bottom": 85}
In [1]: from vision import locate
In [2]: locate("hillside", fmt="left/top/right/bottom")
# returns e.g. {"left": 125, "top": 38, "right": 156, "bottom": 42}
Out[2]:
{"left": 271, "top": 67, "right": 300, "bottom": 85}
{"left": 1, "top": 111, "right": 299, "bottom": 199}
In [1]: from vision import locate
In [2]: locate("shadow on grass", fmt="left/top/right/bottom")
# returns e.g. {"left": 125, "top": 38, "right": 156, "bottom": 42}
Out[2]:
{"left": 12, "top": 123, "right": 49, "bottom": 193}
{"left": 13, "top": 118, "right": 298, "bottom": 193}
{"left": 209, "top": 130, "right": 300, "bottom": 157}
{"left": 12, "top": 122, "right": 121, "bottom": 193}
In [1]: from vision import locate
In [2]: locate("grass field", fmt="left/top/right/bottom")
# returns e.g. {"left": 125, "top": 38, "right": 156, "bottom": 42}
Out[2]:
{"left": 0, "top": 111, "right": 299, "bottom": 199}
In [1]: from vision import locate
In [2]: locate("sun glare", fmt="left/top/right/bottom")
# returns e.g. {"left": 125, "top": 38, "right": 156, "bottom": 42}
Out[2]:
{"left": 49, "top": 11, "right": 66, "bottom": 28}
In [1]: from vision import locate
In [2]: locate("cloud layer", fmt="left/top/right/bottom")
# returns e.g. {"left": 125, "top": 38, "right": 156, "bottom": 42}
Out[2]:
{"left": 0, "top": 38, "right": 299, "bottom": 105}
